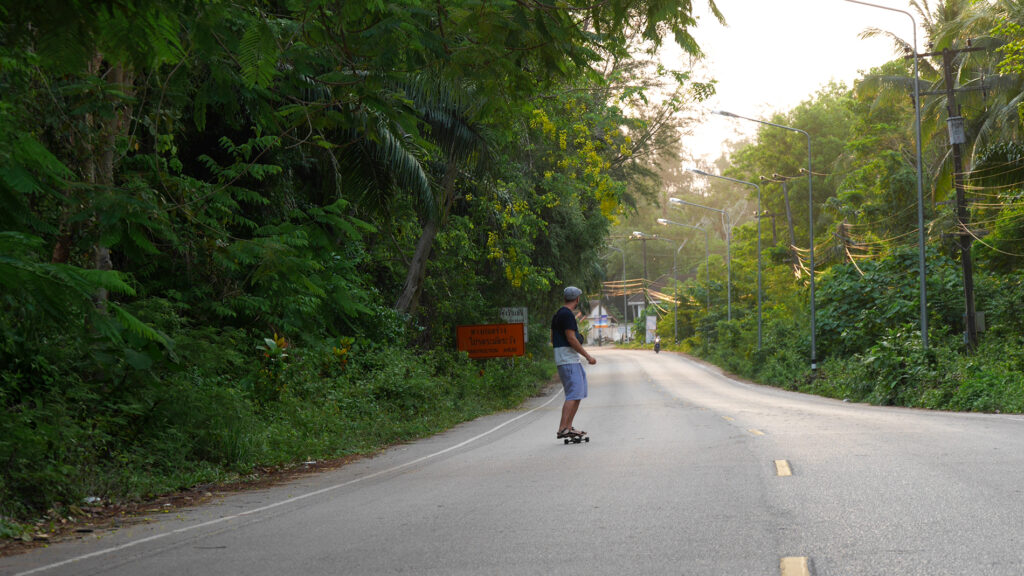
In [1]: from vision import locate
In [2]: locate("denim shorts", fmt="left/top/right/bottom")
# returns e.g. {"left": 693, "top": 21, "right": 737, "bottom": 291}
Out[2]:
{"left": 556, "top": 363, "right": 588, "bottom": 400}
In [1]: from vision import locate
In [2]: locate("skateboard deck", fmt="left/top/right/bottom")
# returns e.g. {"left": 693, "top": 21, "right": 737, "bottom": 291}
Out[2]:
{"left": 562, "top": 434, "right": 590, "bottom": 445}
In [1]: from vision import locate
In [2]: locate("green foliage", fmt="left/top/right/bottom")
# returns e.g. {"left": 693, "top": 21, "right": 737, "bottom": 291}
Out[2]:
{"left": 0, "top": 333, "right": 551, "bottom": 519}
{"left": 750, "top": 315, "right": 808, "bottom": 389}
{"left": 665, "top": 30, "right": 1024, "bottom": 416}
{"left": 3, "top": 0, "right": 713, "bottom": 525}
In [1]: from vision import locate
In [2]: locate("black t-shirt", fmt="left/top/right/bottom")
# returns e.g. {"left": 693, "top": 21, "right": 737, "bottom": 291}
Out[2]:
{"left": 551, "top": 306, "right": 582, "bottom": 348}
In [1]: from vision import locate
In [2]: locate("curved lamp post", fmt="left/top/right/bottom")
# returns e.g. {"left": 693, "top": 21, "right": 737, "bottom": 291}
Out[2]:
{"left": 843, "top": 0, "right": 929, "bottom": 350}
{"left": 657, "top": 218, "right": 710, "bottom": 344}
{"left": 712, "top": 110, "right": 817, "bottom": 370}
{"left": 671, "top": 237, "right": 690, "bottom": 343}
{"left": 630, "top": 231, "right": 677, "bottom": 345}
{"left": 689, "top": 169, "right": 763, "bottom": 350}
{"left": 669, "top": 197, "right": 731, "bottom": 321}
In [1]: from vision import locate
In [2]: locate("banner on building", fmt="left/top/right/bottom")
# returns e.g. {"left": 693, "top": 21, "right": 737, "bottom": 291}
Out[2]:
{"left": 646, "top": 315, "right": 658, "bottom": 343}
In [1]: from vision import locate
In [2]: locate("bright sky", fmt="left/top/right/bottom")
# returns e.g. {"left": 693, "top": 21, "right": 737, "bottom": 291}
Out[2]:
{"left": 676, "top": 0, "right": 927, "bottom": 161}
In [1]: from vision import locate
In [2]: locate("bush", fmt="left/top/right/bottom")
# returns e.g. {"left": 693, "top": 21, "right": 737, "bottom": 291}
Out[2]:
{"left": 945, "top": 336, "right": 1024, "bottom": 413}
{"left": 751, "top": 316, "right": 808, "bottom": 389}
{"left": 0, "top": 326, "right": 552, "bottom": 523}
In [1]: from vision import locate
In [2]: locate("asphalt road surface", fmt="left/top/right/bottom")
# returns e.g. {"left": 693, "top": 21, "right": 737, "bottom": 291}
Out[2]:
{"left": 3, "top": 348, "right": 1022, "bottom": 576}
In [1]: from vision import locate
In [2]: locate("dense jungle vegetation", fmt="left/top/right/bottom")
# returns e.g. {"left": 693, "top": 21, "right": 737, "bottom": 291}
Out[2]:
{"left": 614, "top": 1, "right": 1024, "bottom": 414}
{"left": 0, "top": 0, "right": 722, "bottom": 534}
{"left": 2, "top": 0, "right": 1023, "bottom": 538}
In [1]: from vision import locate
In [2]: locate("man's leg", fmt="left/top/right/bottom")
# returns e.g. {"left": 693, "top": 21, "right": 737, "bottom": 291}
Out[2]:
{"left": 556, "top": 363, "right": 587, "bottom": 435}
{"left": 559, "top": 399, "right": 581, "bottom": 432}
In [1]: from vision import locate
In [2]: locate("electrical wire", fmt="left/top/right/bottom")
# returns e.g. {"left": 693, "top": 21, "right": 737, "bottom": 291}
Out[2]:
{"left": 837, "top": 227, "right": 921, "bottom": 247}
{"left": 966, "top": 206, "right": 1024, "bottom": 225}
{"left": 965, "top": 226, "right": 1024, "bottom": 258}
{"left": 839, "top": 202, "right": 920, "bottom": 229}
{"left": 962, "top": 180, "right": 1024, "bottom": 192}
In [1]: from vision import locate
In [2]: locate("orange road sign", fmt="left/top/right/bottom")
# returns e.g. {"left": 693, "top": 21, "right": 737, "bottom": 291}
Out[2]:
{"left": 456, "top": 323, "right": 526, "bottom": 359}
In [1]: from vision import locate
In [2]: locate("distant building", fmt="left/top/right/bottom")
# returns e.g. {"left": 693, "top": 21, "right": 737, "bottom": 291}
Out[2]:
{"left": 584, "top": 302, "right": 628, "bottom": 344}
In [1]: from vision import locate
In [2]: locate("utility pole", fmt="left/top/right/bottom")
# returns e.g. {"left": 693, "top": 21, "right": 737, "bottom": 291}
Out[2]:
{"left": 763, "top": 174, "right": 798, "bottom": 263}
{"left": 630, "top": 231, "right": 654, "bottom": 318}
{"left": 642, "top": 237, "right": 648, "bottom": 309}
{"left": 775, "top": 175, "right": 797, "bottom": 252}
{"left": 945, "top": 47, "right": 976, "bottom": 349}
{"left": 920, "top": 44, "right": 987, "bottom": 349}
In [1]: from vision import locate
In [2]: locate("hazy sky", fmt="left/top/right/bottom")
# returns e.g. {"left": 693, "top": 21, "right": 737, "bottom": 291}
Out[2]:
{"left": 678, "top": 0, "right": 927, "bottom": 161}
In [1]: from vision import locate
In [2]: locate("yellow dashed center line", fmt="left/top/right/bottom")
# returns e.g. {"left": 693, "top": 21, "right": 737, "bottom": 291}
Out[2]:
{"left": 748, "top": 429, "right": 765, "bottom": 436}
{"left": 780, "top": 556, "right": 809, "bottom": 575}
{"left": 775, "top": 460, "right": 793, "bottom": 477}
{"left": 721, "top": 416, "right": 735, "bottom": 421}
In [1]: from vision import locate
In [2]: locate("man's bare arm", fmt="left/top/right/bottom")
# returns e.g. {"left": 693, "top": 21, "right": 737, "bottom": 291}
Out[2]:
{"left": 565, "top": 329, "right": 596, "bottom": 365}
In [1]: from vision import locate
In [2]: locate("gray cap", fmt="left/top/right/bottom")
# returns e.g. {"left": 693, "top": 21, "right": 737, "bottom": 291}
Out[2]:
{"left": 563, "top": 286, "right": 583, "bottom": 301}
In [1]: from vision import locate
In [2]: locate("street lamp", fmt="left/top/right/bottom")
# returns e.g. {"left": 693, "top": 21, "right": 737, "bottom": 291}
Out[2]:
{"left": 657, "top": 218, "right": 710, "bottom": 344}
{"left": 605, "top": 245, "right": 626, "bottom": 343}
{"left": 842, "top": 0, "right": 929, "bottom": 350}
{"left": 688, "top": 168, "right": 763, "bottom": 350}
{"left": 669, "top": 197, "right": 732, "bottom": 321}
{"left": 712, "top": 110, "right": 817, "bottom": 370}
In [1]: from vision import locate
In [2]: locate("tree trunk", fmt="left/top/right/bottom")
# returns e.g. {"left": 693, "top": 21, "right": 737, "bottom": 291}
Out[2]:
{"left": 393, "top": 159, "right": 459, "bottom": 315}
{"left": 88, "top": 59, "right": 133, "bottom": 309}
{"left": 393, "top": 216, "right": 439, "bottom": 315}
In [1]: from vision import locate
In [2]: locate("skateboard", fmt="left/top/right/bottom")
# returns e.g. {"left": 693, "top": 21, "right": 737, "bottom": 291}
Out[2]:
{"left": 563, "top": 433, "right": 590, "bottom": 445}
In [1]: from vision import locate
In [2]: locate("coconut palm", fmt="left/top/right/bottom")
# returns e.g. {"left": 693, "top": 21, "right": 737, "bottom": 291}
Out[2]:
{"left": 856, "top": 0, "right": 1021, "bottom": 199}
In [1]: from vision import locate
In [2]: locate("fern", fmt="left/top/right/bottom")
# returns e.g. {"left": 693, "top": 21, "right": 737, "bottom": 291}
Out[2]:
{"left": 109, "top": 302, "right": 170, "bottom": 345}
{"left": 0, "top": 232, "right": 169, "bottom": 349}
{"left": 239, "top": 18, "right": 278, "bottom": 89}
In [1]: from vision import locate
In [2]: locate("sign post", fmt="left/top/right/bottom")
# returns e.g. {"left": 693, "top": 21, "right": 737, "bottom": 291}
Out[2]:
{"left": 499, "top": 307, "right": 528, "bottom": 343}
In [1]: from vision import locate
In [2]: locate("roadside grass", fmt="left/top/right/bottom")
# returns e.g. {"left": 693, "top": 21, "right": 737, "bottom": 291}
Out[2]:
{"left": 671, "top": 326, "right": 1024, "bottom": 414}
{"left": 0, "top": 340, "right": 553, "bottom": 539}
{"left": 649, "top": 317, "right": 1023, "bottom": 415}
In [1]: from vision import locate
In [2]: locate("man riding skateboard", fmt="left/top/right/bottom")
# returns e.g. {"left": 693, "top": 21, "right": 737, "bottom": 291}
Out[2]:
{"left": 551, "top": 286, "right": 596, "bottom": 439}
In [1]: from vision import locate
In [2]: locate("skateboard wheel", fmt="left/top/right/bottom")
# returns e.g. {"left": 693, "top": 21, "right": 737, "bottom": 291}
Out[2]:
{"left": 564, "top": 438, "right": 569, "bottom": 444}
{"left": 584, "top": 437, "right": 590, "bottom": 442}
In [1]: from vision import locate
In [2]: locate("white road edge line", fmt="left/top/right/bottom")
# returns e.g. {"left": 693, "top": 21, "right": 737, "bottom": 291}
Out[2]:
{"left": 12, "top": 390, "right": 564, "bottom": 576}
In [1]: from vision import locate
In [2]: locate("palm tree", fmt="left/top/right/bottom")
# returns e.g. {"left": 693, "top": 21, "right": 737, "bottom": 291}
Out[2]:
{"left": 392, "top": 74, "right": 492, "bottom": 315}
{"left": 857, "top": 0, "right": 1020, "bottom": 198}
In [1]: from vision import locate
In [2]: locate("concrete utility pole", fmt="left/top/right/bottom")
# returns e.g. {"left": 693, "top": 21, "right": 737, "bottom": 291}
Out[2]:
{"left": 630, "top": 231, "right": 655, "bottom": 317}
{"left": 774, "top": 175, "right": 798, "bottom": 252}
{"left": 605, "top": 245, "right": 626, "bottom": 342}
{"left": 920, "top": 43, "right": 987, "bottom": 349}
{"left": 945, "top": 47, "right": 977, "bottom": 350}
{"left": 763, "top": 174, "right": 798, "bottom": 265}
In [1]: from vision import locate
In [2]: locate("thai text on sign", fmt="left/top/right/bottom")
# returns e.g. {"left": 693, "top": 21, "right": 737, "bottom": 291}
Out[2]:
{"left": 456, "top": 323, "right": 526, "bottom": 359}
{"left": 499, "top": 306, "right": 528, "bottom": 342}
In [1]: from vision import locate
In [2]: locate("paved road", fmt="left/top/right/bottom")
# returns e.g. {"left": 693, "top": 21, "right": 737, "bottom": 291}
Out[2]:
{"left": 3, "top": 348, "right": 1023, "bottom": 576}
